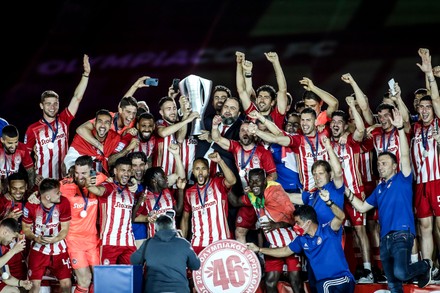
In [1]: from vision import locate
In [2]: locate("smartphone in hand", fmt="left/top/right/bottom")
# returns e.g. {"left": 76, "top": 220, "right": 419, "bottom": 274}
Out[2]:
{"left": 145, "top": 78, "right": 159, "bottom": 86}
{"left": 172, "top": 78, "right": 180, "bottom": 92}
{"left": 388, "top": 78, "right": 396, "bottom": 96}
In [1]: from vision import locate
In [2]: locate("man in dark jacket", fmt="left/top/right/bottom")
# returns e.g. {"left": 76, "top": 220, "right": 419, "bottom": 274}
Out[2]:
{"left": 130, "top": 214, "right": 200, "bottom": 293}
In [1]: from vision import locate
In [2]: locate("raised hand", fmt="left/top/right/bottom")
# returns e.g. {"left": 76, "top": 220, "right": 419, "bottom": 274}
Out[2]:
{"left": 236, "top": 51, "right": 245, "bottom": 64}
{"left": 341, "top": 73, "right": 354, "bottom": 84}
{"left": 389, "top": 108, "right": 403, "bottom": 128}
{"left": 212, "top": 115, "right": 223, "bottom": 127}
{"left": 299, "top": 77, "right": 315, "bottom": 91}
{"left": 208, "top": 152, "right": 222, "bottom": 163}
{"left": 264, "top": 52, "right": 279, "bottom": 63}
{"left": 416, "top": 48, "right": 432, "bottom": 73}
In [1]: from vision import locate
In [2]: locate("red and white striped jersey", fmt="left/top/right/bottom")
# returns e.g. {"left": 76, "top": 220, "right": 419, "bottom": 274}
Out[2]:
{"left": 24, "top": 109, "right": 74, "bottom": 179}
{"left": 262, "top": 210, "right": 296, "bottom": 248}
{"left": 183, "top": 177, "right": 231, "bottom": 247}
{"left": 287, "top": 130, "right": 330, "bottom": 191}
{"left": 331, "top": 135, "right": 364, "bottom": 194}
{"left": 229, "top": 141, "right": 276, "bottom": 187}
{"left": 133, "top": 135, "right": 156, "bottom": 162}
{"left": 98, "top": 182, "right": 135, "bottom": 247}
{"left": 411, "top": 118, "right": 440, "bottom": 183}
{"left": 181, "top": 136, "right": 197, "bottom": 185}
{"left": 371, "top": 127, "right": 410, "bottom": 171}
{"left": 22, "top": 196, "right": 71, "bottom": 255}
{"left": 136, "top": 188, "right": 176, "bottom": 238}
{"left": 359, "top": 137, "right": 375, "bottom": 183}
{"left": 152, "top": 120, "right": 177, "bottom": 176}
{"left": 0, "top": 142, "right": 33, "bottom": 179}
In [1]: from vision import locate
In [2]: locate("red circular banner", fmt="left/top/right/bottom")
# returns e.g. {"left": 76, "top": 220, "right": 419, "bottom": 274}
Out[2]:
{"left": 193, "top": 239, "right": 262, "bottom": 293}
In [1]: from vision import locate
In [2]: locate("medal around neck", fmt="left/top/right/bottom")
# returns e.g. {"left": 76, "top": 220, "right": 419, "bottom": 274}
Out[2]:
{"left": 47, "top": 142, "right": 54, "bottom": 149}
{"left": 1, "top": 272, "right": 10, "bottom": 280}
{"left": 80, "top": 210, "right": 87, "bottom": 218}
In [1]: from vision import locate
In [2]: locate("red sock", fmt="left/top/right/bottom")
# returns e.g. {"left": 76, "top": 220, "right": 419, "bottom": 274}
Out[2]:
{"left": 89, "top": 283, "right": 94, "bottom": 293}
{"left": 74, "top": 285, "right": 88, "bottom": 293}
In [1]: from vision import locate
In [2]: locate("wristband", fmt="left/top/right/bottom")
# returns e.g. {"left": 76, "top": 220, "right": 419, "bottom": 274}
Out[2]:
{"left": 397, "top": 126, "right": 404, "bottom": 130}
{"left": 245, "top": 72, "right": 252, "bottom": 78}
{"left": 82, "top": 74, "right": 89, "bottom": 78}
{"left": 326, "top": 200, "right": 334, "bottom": 207}
{"left": 18, "top": 280, "right": 21, "bottom": 287}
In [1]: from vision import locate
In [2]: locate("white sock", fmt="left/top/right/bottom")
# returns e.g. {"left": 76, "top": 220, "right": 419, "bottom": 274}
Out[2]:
{"left": 363, "top": 262, "right": 372, "bottom": 271}
{"left": 411, "top": 254, "right": 419, "bottom": 264}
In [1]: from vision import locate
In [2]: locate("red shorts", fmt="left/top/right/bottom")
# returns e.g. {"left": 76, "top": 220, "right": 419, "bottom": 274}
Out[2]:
{"left": 344, "top": 193, "right": 366, "bottom": 227}
{"left": 28, "top": 250, "right": 72, "bottom": 281}
{"left": 264, "top": 254, "right": 301, "bottom": 272}
{"left": 414, "top": 180, "right": 440, "bottom": 218}
{"left": 100, "top": 245, "right": 136, "bottom": 265}
{"left": 235, "top": 206, "right": 257, "bottom": 229}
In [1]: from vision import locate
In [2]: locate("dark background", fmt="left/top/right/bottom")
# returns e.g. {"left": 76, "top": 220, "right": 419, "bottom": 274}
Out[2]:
{"left": 1, "top": 0, "right": 439, "bottom": 140}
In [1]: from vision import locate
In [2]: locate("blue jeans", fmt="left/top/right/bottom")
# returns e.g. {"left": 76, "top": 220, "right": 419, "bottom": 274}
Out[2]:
{"left": 380, "top": 230, "right": 428, "bottom": 293}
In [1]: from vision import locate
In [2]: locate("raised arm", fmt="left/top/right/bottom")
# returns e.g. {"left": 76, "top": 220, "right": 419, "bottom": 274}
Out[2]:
{"left": 208, "top": 152, "right": 236, "bottom": 188}
{"left": 390, "top": 82, "right": 411, "bottom": 132}
{"left": 345, "top": 96, "right": 365, "bottom": 142}
{"left": 417, "top": 48, "right": 440, "bottom": 116}
{"left": 319, "top": 189, "right": 345, "bottom": 231}
{"left": 389, "top": 108, "right": 411, "bottom": 176}
{"left": 157, "top": 111, "right": 200, "bottom": 139}
{"left": 236, "top": 53, "right": 253, "bottom": 111}
{"left": 68, "top": 54, "right": 91, "bottom": 116}
{"left": 322, "top": 136, "right": 344, "bottom": 188}
{"left": 211, "top": 115, "right": 232, "bottom": 150}
{"left": 248, "top": 110, "right": 283, "bottom": 136}
{"left": 76, "top": 121, "right": 104, "bottom": 153}
{"left": 265, "top": 52, "right": 287, "bottom": 114}
{"left": 167, "top": 143, "right": 186, "bottom": 186}
{"left": 249, "top": 123, "right": 290, "bottom": 146}
{"left": 123, "top": 76, "right": 150, "bottom": 98}
{"left": 341, "top": 73, "right": 374, "bottom": 125}
{"left": 300, "top": 77, "right": 339, "bottom": 116}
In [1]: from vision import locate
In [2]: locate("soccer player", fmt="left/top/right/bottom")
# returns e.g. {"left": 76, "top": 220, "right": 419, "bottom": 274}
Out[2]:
{"left": 180, "top": 152, "right": 236, "bottom": 255}
{"left": 22, "top": 178, "right": 72, "bottom": 293}
{"left": 86, "top": 157, "right": 138, "bottom": 265}
{"left": 24, "top": 54, "right": 90, "bottom": 181}
{"left": 60, "top": 155, "right": 107, "bottom": 293}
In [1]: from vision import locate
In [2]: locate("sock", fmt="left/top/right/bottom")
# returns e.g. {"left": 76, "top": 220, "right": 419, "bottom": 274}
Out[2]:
{"left": 74, "top": 285, "right": 89, "bottom": 293}
{"left": 89, "top": 283, "right": 94, "bottom": 293}
{"left": 363, "top": 262, "right": 372, "bottom": 271}
{"left": 372, "top": 247, "right": 381, "bottom": 269}
{"left": 411, "top": 253, "right": 419, "bottom": 264}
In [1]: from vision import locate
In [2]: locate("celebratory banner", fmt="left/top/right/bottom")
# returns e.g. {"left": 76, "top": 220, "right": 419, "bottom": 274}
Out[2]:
{"left": 193, "top": 239, "right": 262, "bottom": 293}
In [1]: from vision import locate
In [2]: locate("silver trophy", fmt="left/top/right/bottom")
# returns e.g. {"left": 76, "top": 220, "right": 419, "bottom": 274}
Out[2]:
{"left": 179, "top": 74, "right": 212, "bottom": 136}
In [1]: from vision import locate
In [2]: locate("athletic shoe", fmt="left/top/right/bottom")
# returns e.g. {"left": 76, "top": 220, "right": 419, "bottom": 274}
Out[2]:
{"left": 418, "top": 259, "right": 432, "bottom": 288}
{"left": 358, "top": 269, "right": 374, "bottom": 284}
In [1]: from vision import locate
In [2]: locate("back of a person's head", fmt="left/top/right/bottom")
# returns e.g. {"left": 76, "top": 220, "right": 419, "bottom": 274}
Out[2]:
{"left": 154, "top": 215, "right": 174, "bottom": 232}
